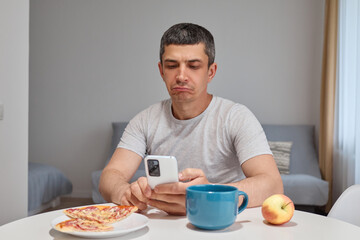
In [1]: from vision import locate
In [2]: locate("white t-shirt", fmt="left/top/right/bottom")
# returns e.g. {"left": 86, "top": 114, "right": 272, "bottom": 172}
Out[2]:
{"left": 118, "top": 96, "right": 272, "bottom": 183}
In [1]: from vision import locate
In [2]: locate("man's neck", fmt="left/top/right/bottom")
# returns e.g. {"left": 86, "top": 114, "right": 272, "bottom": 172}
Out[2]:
{"left": 171, "top": 94, "right": 213, "bottom": 120}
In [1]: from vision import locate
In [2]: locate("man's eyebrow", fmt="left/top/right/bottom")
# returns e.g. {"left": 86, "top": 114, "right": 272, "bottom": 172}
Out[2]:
{"left": 164, "top": 59, "right": 178, "bottom": 63}
{"left": 187, "top": 59, "right": 202, "bottom": 63}
{"left": 163, "top": 59, "right": 203, "bottom": 63}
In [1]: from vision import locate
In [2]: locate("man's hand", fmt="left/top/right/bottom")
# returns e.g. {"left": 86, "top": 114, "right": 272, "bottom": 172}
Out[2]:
{"left": 148, "top": 168, "right": 210, "bottom": 215}
{"left": 119, "top": 177, "right": 152, "bottom": 211}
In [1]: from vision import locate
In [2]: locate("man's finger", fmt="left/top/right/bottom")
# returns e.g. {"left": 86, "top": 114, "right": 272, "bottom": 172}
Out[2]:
{"left": 130, "top": 181, "right": 149, "bottom": 203}
{"left": 120, "top": 195, "right": 131, "bottom": 206}
{"left": 122, "top": 185, "right": 148, "bottom": 210}
{"left": 179, "top": 168, "right": 205, "bottom": 181}
{"left": 125, "top": 192, "right": 148, "bottom": 211}
{"left": 121, "top": 188, "right": 132, "bottom": 204}
{"left": 137, "top": 177, "right": 152, "bottom": 198}
{"left": 148, "top": 199, "right": 186, "bottom": 216}
{"left": 154, "top": 182, "right": 186, "bottom": 194}
{"left": 150, "top": 192, "right": 186, "bottom": 205}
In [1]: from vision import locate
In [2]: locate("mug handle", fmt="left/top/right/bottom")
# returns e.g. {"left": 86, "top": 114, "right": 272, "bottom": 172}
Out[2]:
{"left": 237, "top": 191, "right": 249, "bottom": 214}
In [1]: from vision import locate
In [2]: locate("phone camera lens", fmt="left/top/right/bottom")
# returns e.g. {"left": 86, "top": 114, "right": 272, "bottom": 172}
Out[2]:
{"left": 148, "top": 159, "right": 160, "bottom": 177}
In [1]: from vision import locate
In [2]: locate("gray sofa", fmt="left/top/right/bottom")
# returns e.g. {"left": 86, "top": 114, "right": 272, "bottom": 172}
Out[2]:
{"left": 92, "top": 122, "right": 329, "bottom": 208}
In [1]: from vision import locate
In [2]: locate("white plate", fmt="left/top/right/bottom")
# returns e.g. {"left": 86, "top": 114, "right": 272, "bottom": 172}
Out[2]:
{"left": 51, "top": 213, "right": 148, "bottom": 239}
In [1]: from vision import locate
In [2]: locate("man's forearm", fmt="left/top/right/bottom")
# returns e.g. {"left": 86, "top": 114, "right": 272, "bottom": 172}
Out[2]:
{"left": 226, "top": 173, "right": 283, "bottom": 207}
{"left": 99, "top": 168, "right": 130, "bottom": 204}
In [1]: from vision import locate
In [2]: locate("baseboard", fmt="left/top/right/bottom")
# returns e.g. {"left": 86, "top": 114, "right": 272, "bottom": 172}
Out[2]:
{"left": 69, "top": 190, "right": 92, "bottom": 198}
{"left": 295, "top": 204, "right": 327, "bottom": 216}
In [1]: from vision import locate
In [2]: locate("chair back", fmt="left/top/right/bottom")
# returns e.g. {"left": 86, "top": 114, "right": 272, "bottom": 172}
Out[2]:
{"left": 328, "top": 184, "right": 360, "bottom": 227}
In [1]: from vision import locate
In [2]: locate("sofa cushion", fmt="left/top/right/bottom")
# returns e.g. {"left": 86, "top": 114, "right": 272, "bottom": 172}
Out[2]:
{"left": 281, "top": 174, "right": 329, "bottom": 206}
{"left": 268, "top": 141, "right": 292, "bottom": 174}
{"left": 91, "top": 170, "right": 106, "bottom": 203}
{"left": 104, "top": 122, "right": 128, "bottom": 167}
{"left": 263, "top": 125, "right": 329, "bottom": 206}
{"left": 262, "top": 125, "right": 321, "bottom": 179}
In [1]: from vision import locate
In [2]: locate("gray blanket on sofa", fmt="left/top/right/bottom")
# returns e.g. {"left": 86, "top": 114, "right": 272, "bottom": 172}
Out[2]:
{"left": 28, "top": 162, "right": 73, "bottom": 214}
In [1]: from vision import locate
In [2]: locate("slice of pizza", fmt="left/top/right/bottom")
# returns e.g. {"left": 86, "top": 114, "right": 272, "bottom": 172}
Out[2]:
{"left": 97, "top": 205, "right": 139, "bottom": 224}
{"left": 55, "top": 218, "right": 113, "bottom": 232}
{"left": 63, "top": 205, "right": 138, "bottom": 224}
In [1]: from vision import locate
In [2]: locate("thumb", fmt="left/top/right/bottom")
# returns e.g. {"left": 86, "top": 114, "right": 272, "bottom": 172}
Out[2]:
{"left": 179, "top": 168, "right": 205, "bottom": 181}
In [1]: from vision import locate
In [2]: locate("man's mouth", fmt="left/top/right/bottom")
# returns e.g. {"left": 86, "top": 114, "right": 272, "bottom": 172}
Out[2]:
{"left": 172, "top": 87, "right": 191, "bottom": 92}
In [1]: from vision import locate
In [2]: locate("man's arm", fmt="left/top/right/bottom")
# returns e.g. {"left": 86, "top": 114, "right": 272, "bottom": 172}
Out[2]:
{"left": 150, "top": 154, "right": 283, "bottom": 214}
{"left": 99, "top": 148, "right": 151, "bottom": 210}
{"left": 225, "top": 154, "right": 283, "bottom": 207}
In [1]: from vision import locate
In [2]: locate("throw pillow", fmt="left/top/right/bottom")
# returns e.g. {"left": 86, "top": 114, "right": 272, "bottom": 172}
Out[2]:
{"left": 268, "top": 141, "right": 293, "bottom": 175}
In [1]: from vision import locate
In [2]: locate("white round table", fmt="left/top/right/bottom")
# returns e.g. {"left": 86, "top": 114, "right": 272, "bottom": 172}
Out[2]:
{"left": 1, "top": 206, "right": 359, "bottom": 239}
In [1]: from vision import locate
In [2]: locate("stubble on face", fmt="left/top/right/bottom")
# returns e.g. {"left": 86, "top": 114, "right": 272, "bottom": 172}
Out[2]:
{"left": 159, "top": 44, "right": 211, "bottom": 104}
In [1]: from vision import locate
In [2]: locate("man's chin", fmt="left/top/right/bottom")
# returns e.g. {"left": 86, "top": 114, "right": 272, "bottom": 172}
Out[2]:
{"left": 171, "top": 95, "right": 193, "bottom": 103}
{"left": 170, "top": 92, "right": 193, "bottom": 102}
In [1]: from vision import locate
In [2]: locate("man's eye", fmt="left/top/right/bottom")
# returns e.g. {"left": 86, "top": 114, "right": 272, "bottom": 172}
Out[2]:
{"left": 189, "top": 65, "right": 200, "bottom": 69}
{"left": 166, "top": 65, "right": 177, "bottom": 69}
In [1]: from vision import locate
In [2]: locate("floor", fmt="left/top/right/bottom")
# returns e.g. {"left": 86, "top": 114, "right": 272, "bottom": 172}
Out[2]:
{"left": 40, "top": 197, "right": 94, "bottom": 213}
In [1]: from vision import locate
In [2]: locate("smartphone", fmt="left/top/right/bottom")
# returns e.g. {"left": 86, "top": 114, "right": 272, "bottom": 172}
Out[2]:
{"left": 144, "top": 155, "right": 179, "bottom": 189}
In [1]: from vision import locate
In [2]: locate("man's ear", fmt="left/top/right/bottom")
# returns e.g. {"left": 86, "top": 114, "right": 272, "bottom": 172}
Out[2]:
{"left": 207, "top": 62, "right": 217, "bottom": 83}
{"left": 158, "top": 62, "right": 164, "bottom": 79}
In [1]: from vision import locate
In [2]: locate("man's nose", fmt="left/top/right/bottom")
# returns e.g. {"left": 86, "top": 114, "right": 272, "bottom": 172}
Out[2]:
{"left": 176, "top": 66, "right": 188, "bottom": 83}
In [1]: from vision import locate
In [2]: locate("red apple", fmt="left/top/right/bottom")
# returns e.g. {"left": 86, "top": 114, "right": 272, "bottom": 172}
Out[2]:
{"left": 261, "top": 194, "right": 295, "bottom": 225}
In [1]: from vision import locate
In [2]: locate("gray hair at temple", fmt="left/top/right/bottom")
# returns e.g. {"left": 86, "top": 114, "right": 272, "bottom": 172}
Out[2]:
{"left": 159, "top": 23, "right": 215, "bottom": 68}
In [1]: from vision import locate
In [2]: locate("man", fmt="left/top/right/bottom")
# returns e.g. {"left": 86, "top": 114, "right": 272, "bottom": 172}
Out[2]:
{"left": 99, "top": 23, "right": 283, "bottom": 215}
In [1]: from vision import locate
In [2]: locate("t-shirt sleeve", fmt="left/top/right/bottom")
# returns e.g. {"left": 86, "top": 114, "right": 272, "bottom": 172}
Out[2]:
{"left": 117, "top": 111, "right": 148, "bottom": 158}
{"left": 227, "top": 105, "right": 272, "bottom": 165}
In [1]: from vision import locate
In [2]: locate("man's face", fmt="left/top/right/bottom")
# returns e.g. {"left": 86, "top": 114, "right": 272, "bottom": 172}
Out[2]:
{"left": 158, "top": 43, "right": 217, "bottom": 104}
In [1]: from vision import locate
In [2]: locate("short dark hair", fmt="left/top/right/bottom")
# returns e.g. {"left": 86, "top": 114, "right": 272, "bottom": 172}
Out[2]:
{"left": 159, "top": 23, "right": 215, "bottom": 67}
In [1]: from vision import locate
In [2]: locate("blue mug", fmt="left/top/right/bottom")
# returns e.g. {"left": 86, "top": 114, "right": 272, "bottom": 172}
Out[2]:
{"left": 186, "top": 184, "right": 248, "bottom": 230}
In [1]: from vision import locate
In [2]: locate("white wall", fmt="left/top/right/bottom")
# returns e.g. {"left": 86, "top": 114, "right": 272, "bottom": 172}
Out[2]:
{"left": 29, "top": 0, "right": 324, "bottom": 197}
{"left": 0, "top": 0, "right": 29, "bottom": 225}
